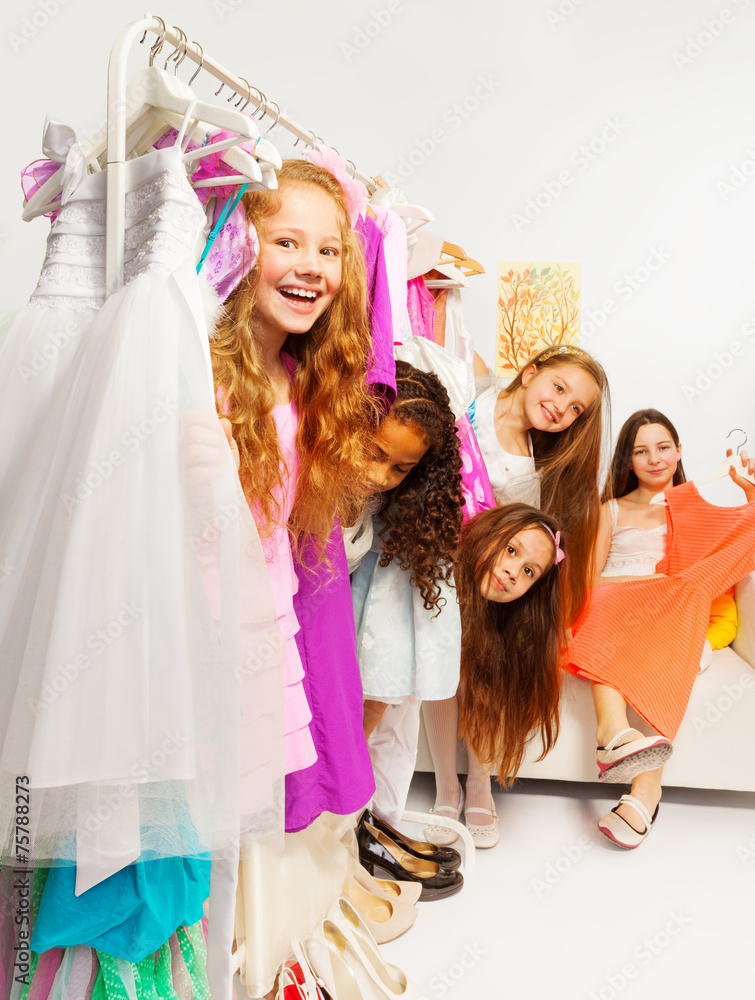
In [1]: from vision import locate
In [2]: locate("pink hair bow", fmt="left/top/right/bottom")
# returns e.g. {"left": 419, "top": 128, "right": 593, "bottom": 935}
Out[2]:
{"left": 302, "top": 145, "right": 367, "bottom": 226}
{"left": 539, "top": 523, "right": 566, "bottom": 565}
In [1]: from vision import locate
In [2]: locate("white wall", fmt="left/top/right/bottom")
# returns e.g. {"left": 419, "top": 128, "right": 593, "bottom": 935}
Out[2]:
{"left": 2, "top": 0, "right": 753, "bottom": 499}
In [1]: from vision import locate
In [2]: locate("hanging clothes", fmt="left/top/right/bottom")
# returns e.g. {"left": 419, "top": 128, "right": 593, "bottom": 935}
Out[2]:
{"left": 354, "top": 214, "right": 396, "bottom": 408}
{"left": 1, "top": 131, "right": 285, "bottom": 999}
{"left": 369, "top": 204, "right": 409, "bottom": 345}
{"left": 406, "top": 275, "right": 435, "bottom": 341}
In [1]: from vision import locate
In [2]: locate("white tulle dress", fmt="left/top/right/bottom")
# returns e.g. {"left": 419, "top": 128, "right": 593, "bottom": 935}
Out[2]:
{"left": 0, "top": 137, "right": 285, "bottom": 1000}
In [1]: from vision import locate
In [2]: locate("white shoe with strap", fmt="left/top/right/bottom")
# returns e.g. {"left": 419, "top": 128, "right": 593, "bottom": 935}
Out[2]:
{"left": 596, "top": 728, "right": 673, "bottom": 783}
{"left": 464, "top": 800, "right": 499, "bottom": 849}
{"left": 597, "top": 793, "right": 659, "bottom": 849}
{"left": 424, "top": 785, "right": 464, "bottom": 846}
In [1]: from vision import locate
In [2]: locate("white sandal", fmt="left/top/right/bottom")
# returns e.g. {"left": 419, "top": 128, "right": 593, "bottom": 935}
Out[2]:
{"left": 425, "top": 785, "right": 464, "bottom": 846}
{"left": 464, "top": 800, "right": 499, "bottom": 849}
{"left": 596, "top": 728, "right": 673, "bottom": 783}
{"left": 598, "top": 793, "right": 659, "bottom": 849}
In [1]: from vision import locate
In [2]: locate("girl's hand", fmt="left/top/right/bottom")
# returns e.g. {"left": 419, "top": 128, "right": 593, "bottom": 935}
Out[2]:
{"left": 184, "top": 413, "right": 240, "bottom": 482}
{"left": 727, "top": 447, "right": 755, "bottom": 501}
{"left": 220, "top": 418, "right": 240, "bottom": 471}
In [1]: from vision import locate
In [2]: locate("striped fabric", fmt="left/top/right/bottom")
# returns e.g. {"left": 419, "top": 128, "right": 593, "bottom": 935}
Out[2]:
{"left": 564, "top": 483, "right": 755, "bottom": 739}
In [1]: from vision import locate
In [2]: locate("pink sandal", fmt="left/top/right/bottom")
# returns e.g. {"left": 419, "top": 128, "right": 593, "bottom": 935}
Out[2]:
{"left": 596, "top": 728, "right": 673, "bottom": 783}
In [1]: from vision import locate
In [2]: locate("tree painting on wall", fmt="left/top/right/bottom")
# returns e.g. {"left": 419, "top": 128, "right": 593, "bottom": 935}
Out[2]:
{"left": 496, "top": 261, "right": 582, "bottom": 376}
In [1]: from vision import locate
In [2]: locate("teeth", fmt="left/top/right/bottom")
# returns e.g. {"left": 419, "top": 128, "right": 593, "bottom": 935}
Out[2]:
{"left": 281, "top": 287, "right": 318, "bottom": 299}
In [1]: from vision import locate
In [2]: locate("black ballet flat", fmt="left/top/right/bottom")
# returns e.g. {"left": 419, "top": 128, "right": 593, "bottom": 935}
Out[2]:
{"left": 359, "top": 809, "right": 462, "bottom": 871}
{"left": 357, "top": 817, "right": 464, "bottom": 901}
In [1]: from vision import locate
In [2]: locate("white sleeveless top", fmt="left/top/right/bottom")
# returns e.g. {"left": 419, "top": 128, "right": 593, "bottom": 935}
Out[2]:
{"left": 474, "top": 382, "right": 540, "bottom": 506}
{"left": 601, "top": 498, "right": 667, "bottom": 577}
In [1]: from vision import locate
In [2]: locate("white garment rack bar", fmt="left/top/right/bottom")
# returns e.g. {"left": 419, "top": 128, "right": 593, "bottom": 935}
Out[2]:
{"left": 106, "top": 14, "right": 376, "bottom": 297}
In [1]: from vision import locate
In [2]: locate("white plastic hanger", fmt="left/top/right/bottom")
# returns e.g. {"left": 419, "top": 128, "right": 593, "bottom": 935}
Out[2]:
{"left": 23, "top": 67, "right": 277, "bottom": 220}
{"left": 694, "top": 430, "right": 755, "bottom": 488}
{"left": 124, "top": 99, "right": 282, "bottom": 178}
{"left": 651, "top": 429, "right": 755, "bottom": 503}
{"left": 370, "top": 182, "right": 434, "bottom": 236}
{"left": 423, "top": 262, "right": 469, "bottom": 288}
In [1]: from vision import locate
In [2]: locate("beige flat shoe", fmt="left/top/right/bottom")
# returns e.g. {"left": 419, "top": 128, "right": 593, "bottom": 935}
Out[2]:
{"left": 598, "top": 793, "right": 659, "bottom": 849}
{"left": 342, "top": 878, "right": 417, "bottom": 944}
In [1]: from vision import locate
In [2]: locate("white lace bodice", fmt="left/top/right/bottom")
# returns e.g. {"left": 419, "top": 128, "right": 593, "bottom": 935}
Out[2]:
{"left": 30, "top": 144, "right": 206, "bottom": 313}
{"left": 601, "top": 498, "right": 668, "bottom": 577}
{"left": 474, "top": 382, "right": 540, "bottom": 506}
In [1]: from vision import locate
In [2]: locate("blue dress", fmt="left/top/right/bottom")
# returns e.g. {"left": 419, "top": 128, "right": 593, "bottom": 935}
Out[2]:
{"left": 350, "top": 524, "right": 461, "bottom": 703}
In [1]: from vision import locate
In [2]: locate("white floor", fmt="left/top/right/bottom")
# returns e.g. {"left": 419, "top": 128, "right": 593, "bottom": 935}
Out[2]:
{"left": 380, "top": 773, "right": 755, "bottom": 1000}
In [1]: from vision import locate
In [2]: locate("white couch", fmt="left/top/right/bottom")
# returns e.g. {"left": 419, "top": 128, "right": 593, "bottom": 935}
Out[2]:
{"left": 415, "top": 572, "right": 755, "bottom": 792}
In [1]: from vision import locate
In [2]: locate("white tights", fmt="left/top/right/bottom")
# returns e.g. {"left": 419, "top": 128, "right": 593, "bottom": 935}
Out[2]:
{"left": 421, "top": 695, "right": 495, "bottom": 825}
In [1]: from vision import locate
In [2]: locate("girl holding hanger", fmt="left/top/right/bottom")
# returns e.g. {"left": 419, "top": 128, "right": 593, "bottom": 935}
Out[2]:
{"left": 566, "top": 408, "right": 755, "bottom": 848}
{"left": 423, "top": 343, "right": 610, "bottom": 848}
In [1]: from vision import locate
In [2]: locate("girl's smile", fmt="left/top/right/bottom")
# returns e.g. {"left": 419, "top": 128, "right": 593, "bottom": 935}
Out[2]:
{"left": 480, "top": 527, "right": 554, "bottom": 603}
{"left": 254, "top": 183, "right": 343, "bottom": 343}
{"left": 630, "top": 423, "right": 681, "bottom": 491}
{"left": 521, "top": 363, "right": 597, "bottom": 433}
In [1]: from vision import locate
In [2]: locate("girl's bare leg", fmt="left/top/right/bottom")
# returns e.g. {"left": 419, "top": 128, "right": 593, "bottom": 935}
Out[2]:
{"left": 616, "top": 766, "right": 664, "bottom": 832}
{"left": 591, "top": 681, "right": 639, "bottom": 749}
{"left": 363, "top": 699, "right": 389, "bottom": 739}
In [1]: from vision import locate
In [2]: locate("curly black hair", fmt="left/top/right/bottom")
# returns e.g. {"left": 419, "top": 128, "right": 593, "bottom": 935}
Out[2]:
{"left": 377, "top": 361, "right": 464, "bottom": 613}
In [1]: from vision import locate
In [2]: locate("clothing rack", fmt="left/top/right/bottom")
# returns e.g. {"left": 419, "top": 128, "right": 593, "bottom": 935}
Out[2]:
{"left": 105, "top": 14, "right": 376, "bottom": 296}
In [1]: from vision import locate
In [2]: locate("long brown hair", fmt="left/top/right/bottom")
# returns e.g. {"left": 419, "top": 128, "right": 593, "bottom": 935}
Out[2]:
{"left": 377, "top": 361, "right": 464, "bottom": 612}
{"left": 456, "top": 503, "right": 564, "bottom": 784}
{"left": 602, "top": 408, "right": 685, "bottom": 502}
{"left": 502, "top": 344, "right": 610, "bottom": 624}
{"left": 211, "top": 160, "right": 379, "bottom": 552}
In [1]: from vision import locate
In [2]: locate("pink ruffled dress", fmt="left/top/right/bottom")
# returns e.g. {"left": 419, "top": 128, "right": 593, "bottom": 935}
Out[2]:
{"left": 220, "top": 354, "right": 316, "bottom": 776}
{"left": 265, "top": 387, "right": 318, "bottom": 775}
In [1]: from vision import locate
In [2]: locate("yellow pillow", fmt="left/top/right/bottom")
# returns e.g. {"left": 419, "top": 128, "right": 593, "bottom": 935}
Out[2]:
{"left": 707, "top": 587, "right": 738, "bottom": 650}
